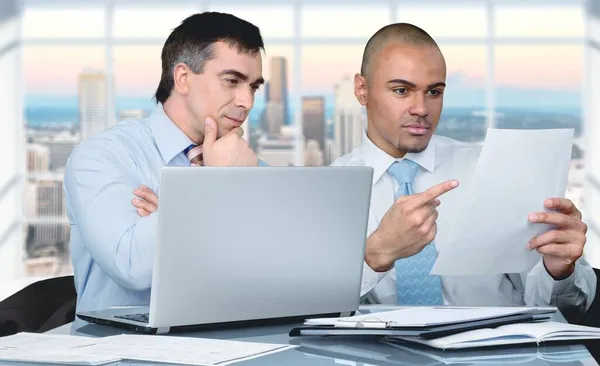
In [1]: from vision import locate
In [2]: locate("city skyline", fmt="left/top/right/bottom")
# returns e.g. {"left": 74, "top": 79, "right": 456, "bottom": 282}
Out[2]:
{"left": 22, "top": 3, "right": 585, "bottom": 108}
{"left": 24, "top": 45, "right": 583, "bottom": 103}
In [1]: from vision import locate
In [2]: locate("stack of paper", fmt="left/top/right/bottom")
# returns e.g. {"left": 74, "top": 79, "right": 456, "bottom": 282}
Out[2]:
{"left": 0, "top": 332, "right": 296, "bottom": 365}
{"left": 381, "top": 339, "right": 590, "bottom": 364}
{"left": 385, "top": 321, "right": 600, "bottom": 350}
{"left": 297, "top": 336, "right": 590, "bottom": 365}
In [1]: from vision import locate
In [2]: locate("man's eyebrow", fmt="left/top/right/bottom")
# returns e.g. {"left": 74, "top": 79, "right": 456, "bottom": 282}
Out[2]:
{"left": 218, "top": 69, "right": 264, "bottom": 85}
{"left": 387, "top": 78, "right": 416, "bottom": 88}
{"left": 218, "top": 69, "right": 248, "bottom": 80}
{"left": 427, "top": 82, "right": 446, "bottom": 89}
{"left": 386, "top": 79, "right": 446, "bottom": 90}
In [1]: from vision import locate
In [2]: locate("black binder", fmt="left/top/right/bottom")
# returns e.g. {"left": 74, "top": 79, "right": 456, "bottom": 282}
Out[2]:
{"left": 289, "top": 313, "right": 551, "bottom": 340}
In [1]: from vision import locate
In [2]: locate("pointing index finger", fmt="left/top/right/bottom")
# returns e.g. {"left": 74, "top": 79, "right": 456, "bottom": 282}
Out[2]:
{"left": 412, "top": 180, "right": 459, "bottom": 207}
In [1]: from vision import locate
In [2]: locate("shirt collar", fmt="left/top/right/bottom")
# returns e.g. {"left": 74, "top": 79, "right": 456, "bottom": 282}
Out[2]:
{"left": 359, "top": 128, "right": 436, "bottom": 185}
{"left": 148, "top": 104, "right": 195, "bottom": 165}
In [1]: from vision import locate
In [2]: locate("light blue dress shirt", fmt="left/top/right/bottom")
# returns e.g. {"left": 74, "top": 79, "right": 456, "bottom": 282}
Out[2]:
{"left": 64, "top": 105, "right": 262, "bottom": 311}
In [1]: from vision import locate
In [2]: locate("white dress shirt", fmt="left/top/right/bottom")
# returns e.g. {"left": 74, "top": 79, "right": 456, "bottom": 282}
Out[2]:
{"left": 331, "top": 130, "right": 596, "bottom": 314}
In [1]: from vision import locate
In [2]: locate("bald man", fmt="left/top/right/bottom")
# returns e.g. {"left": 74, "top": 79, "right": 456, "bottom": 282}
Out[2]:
{"left": 331, "top": 23, "right": 596, "bottom": 315}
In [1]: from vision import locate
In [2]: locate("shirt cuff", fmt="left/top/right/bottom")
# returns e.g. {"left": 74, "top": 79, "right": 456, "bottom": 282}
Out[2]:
{"left": 537, "top": 259, "right": 577, "bottom": 296}
{"left": 360, "top": 261, "right": 391, "bottom": 297}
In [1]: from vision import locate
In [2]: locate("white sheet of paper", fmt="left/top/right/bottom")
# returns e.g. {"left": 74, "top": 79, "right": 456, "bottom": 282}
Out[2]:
{"left": 0, "top": 333, "right": 119, "bottom": 365}
{"left": 0, "top": 332, "right": 295, "bottom": 366}
{"left": 386, "top": 321, "right": 600, "bottom": 350}
{"left": 431, "top": 128, "right": 574, "bottom": 276}
{"left": 87, "top": 334, "right": 296, "bottom": 366}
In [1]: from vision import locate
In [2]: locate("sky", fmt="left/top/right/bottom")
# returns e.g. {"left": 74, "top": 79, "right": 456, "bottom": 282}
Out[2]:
{"left": 21, "top": 3, "right": 586, "bottom": 108}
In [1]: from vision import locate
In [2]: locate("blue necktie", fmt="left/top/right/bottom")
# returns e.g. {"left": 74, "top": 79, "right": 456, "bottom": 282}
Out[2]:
{"left": 387, "top": 160, "right": 443, "bottom": 305}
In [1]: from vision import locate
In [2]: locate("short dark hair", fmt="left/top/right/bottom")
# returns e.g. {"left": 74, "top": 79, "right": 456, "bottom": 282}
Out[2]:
{"left": 154, "top": 12, "right": 265, "bottom": 104}
{"left": 361, "top": 23, "right": 439, "bottom": 80}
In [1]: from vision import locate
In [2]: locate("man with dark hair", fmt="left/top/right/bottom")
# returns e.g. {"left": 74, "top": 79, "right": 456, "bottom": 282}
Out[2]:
{"left": 64, "top": 12, "right": 266, "bottom": 312}
{"left": 332, "top": 22, "right": 596, "bottom": 314}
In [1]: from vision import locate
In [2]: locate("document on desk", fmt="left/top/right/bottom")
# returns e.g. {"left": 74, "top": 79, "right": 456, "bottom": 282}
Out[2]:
{"left": 0, "top": 333, "right": 119, "bottom": 365}
{"left": 304, "top": 306, "right": 555, "bottom": 328}
{"left": 384, "top": 321, "right": 600, "bottom": 350}
{"left": 431, "top": 128, "right": 574, "bottom": 276}
{"left": 88, "top": 334, "right": 296, "bottom": 366}
{"left": 0, "top": 332, "right": 296, "bottom": 365}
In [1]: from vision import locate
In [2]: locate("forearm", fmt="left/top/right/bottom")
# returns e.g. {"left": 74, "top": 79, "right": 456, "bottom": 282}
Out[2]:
{"left": 365, "top": 231, "right": 395, "bottom": 272}
{"left": 75, "top": 203, "right": 158, "bottom": 292}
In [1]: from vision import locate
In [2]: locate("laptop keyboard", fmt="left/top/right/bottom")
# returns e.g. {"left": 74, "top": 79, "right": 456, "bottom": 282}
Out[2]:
{"left": 115, "top": 313, "right": 149, "bottom": 324}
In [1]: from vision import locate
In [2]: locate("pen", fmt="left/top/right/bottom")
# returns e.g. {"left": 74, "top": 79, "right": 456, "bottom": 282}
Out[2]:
{"left": 334, "top": 321, "right": 388, "bottom": 329}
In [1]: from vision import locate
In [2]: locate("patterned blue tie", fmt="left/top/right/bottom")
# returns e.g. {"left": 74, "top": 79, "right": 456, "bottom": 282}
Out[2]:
{"left": 387, "top": 160, "right": 443, "bottom": 305}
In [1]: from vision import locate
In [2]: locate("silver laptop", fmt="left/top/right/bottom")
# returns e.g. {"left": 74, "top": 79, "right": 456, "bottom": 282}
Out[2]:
{"left": 77, "top": 166, "right": 373, "bottom": 334}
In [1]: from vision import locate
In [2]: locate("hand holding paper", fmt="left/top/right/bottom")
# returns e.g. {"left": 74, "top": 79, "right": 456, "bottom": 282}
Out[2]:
{"left": 527, "top": 197, "right": 587, "bottom": 279}
{"left": 431, "top": 128, "right": 577, "bottom": 276}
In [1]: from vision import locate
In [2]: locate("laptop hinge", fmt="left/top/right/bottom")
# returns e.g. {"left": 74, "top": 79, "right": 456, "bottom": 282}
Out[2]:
{"left": 155, "top": 327, "right": 170, "bottom": 334}
{"left": 340, "top": 311, "right": 353, "bottom": 317}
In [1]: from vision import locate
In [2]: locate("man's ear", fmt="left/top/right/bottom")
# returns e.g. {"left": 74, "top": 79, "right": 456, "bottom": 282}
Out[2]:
{"left": 173, "top": 63, "right": 191, "bottom": 95}
{"left": 354, "top": 73, "right": 368, "bottom": 106}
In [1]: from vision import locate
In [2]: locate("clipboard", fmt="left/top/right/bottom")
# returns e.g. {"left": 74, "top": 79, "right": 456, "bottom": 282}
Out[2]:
{"left": 289, "top": 313, "right": 551, "bottom": 340}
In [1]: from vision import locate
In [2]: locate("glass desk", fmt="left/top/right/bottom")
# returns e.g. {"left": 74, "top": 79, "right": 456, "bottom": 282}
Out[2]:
{"left": 40, "top": 306, "right": 599, "bottom": 366}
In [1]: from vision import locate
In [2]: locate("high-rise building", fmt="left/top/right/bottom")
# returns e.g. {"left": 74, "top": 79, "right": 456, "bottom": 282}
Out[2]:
{"left": 267, "top": 57, "right": 289, "bottom": 128}
{"left": 304, "top": 139, "right": 324, "bottom": 167}
{"left": 35, "top": 131, "right": 79, "bottom": 171}
{"left": 302, "top": 96, "right": 326, "bottom": 158}
{"left": 333, "top": 75, "right": 367, "bottom": 161}
{"left": 79, "top": 69, "right": 110, "bottom": 141}
{"left": 36, "top": 180, "right": 65, "bottom": 217}
{"left": 27, "top": 144, "right": 49, "bottom": 173}
{"left": 257, "top": 138, "right": 296, "bottom": 166}
{"left": 264, "top": 101, "right": 284, "bottom": 136}
{"left": 256, "top": 126, "right": 301, "bottom": 166}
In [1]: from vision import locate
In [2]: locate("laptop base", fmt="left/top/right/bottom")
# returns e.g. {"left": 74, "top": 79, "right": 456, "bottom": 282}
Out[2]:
{"left": 77, "top": 310, "right": 356, "bottom": 335}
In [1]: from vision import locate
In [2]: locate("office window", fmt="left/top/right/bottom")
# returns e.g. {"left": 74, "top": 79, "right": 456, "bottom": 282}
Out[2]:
{"left": 17, "top": 0, "right": 588, "bottom": 280}
{"left": 437, "top": 45, "right": 487, "bottom": 143}
{"left": 301, "top": 45, "right": 362, "bottom": 95}
{"left": 301, "top": 44, "right": 486, "bottom": 104}
{"left": 23, "top": 44, "right": 98, "bottom": 276}
{"left": 114, "top": 45, "right": 161, "bottom": 116}
{"left": 396, "top": 5, "right": 487, "bottom": 38}
{"left": 301, "top": 6, "right": 389, "bottom": 38}
{"left": 253, "top": 46, "right": 295, "bottom": 132}
{"left": 206, "top": 5, "right": 294, "bottom": 38}
{"left": 494, "top": 43, "right": 583, "bottom": 171}
{"left": 24, "top": 46, "right": 104, "bottom": 100}
{"left": 495, "top": 6, "right": 584, "bottom": 38}
{"left": 263, "top": 46, "right": 295, "bottom": 92}
{"left": 22, "top": 8, "right": 105, "bottom": 38}
{"left": 113, "top": 6, "right": 197, "bottom": 39}
{"left": 495, "top": 45, "right": 582, "bottom": 116}
{"left": 438, "top": 45, "right": 486, "bottom": 108}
